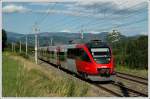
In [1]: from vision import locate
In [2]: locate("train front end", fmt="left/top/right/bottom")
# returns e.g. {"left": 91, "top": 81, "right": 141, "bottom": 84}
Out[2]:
{"left": 81, "top": 40, "right": 115, "bottom": 81}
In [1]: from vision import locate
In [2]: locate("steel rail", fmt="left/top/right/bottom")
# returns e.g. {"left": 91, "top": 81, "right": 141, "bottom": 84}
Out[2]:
{"left": 116, "top": 71, "right": 148, "bottom": 80}
{"left": 112, "top": 82, "right": 148, "bottom": 97}
{"left": 116, "top": 75, "right": 148, "bottom": 85}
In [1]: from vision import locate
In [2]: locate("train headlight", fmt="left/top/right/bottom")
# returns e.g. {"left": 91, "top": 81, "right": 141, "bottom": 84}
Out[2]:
{"left": 107, "top": 57, "right": 111, "bottom": 61}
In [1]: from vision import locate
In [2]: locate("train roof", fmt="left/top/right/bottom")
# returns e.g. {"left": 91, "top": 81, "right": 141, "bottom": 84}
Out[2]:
{"left": 38, "top": 39, "right": 109, "bottom": 50}
{"left": 86, "top": 40, "right": 109, "bottom": 48}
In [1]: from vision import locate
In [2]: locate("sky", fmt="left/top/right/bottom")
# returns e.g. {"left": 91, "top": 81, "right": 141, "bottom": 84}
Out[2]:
{"left": 2, "top": 0, "right": 148, "bottom": 36}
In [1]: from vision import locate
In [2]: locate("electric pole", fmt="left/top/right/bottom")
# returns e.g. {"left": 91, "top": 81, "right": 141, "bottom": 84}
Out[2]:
{"left": 14, "top": 43, "right": 16, "bottom": 52}
{"left": 26, "top": 35, "right": 28, "bottom": 55}
{"left": 80, "top": 25, "right": 84, "bottom": 40}
{"left": 50, "top": 37, "right": 53, "bottom": 46}
{"left": 38, "top": 37, "right": 39, "bottom": 48}
{"left": 12, "top": 42, "right": 13, "bottom": 52}
{"left": 20, "top": 40, "right": 22, "bottom": 53}
{"left": 33, "top": 23, "right": 39, "bottom": 64}
{"left": 81, "top": 30, "right": 83, "bottom": 40}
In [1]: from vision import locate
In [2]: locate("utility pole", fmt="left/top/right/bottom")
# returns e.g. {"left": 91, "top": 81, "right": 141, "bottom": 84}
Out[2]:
{"left": 80, "top": 25, "right": 84, "bottom": 40}
{"left": 38, "top": 37, "right": 39, "bottom": 48}
{"left": 12, "top": 42, "right": 13, "bottom": 52}
{"left": 14, "top": 43, "right": 15, "bottom": 52}
{"left": 81, "top": 30, "right": 83, "bottom": 40}
{"left": 33, "top": 23, "right": 39, "bottom": 64}
{"left": 26, "top": 35, "right": 28, "bottom": 55}
{"left": 50, "top": 37, "right": 53, "bottom": 46}
{"left": 20, "top": 40, "right": 22, "bottom": 53}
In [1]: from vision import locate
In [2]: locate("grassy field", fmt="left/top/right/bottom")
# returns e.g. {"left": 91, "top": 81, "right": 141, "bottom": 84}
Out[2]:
{"left": 3, "top": 52, "right": 148, "bottom": 96}
{"left": 115, "top": 64, "right": 148, "bottom": 78}
{"left": 2, "top": 52, "right": 89, "bottom": 97}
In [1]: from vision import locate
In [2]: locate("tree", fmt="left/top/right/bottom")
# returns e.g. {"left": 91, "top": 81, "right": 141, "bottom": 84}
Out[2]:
{"left": 111, "top": 35, "right": 148, "bottom": 69}
{"left": 2, "top": 29, "right": 7, "bottom": 51}
{"left": 120, "top": 36, "right": 147, "bottom": 69}
{"left": 106, "top": 30, "right": 121, "bottom": 43}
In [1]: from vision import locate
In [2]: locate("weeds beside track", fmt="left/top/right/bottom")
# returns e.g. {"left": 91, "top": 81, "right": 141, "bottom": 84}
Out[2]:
{"left": 40, "top": 59, "right": 148, "bottom": 97}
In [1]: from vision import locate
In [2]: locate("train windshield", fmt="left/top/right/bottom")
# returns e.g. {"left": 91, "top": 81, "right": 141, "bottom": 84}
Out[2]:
{"left": 91, "top": 48, "right": 111, "bottom": 64}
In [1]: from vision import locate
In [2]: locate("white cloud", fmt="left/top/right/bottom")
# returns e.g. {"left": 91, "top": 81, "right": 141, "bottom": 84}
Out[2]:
{"left": 60, "top": 29, "right": 71, "bottom": 32}
{"left": 3, "top": 0, "right": 147, "bottom": 5}
{"left": 2, "top": 0, "right": 71, "bottom": 2}
{"left": 36, "top": 9, "right": 116, "bottom": 19}
{"left": 75, "top": 0, "right": 147, "bottom": 8}
{"left": 73, "top": 0, "right": 147, "bottom": 15}
{"left": 2, "top": 4, "right": 30, "bottom": 13}
{"left": 40, "top": 0, "right": 145, "bottom": 19}
{"left": 88, "top": 31, "right": 100, "bottom": 34}
{"left": 140, "top": 32, "right": 147, "bottom": 35}
{"left": 3, "top": 0, "right": 147, "bottom": 18}
{"left": 28, "top": 2, "right": 52, "bottom": 6}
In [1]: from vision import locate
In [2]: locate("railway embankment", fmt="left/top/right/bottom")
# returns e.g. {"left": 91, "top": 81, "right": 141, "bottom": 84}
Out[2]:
{"left": 3, "top": 52, "right": 116, "bottom": 97}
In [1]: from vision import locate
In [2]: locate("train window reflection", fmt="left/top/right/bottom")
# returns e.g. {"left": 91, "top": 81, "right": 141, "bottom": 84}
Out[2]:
{"left": 91, "top": 48, "right": 111, "bottom": 64}
{"left": 81, "top": 52, "right": 91, "bottom": 62}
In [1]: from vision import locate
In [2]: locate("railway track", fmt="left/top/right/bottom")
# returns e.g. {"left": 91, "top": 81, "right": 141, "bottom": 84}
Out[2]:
{"left": 38, "top": 59, "right": 148, "bottom": 97}
{"left": 116, "top": 72, "right": 148, "bottom": 85}
{"left": 116, "top": 72, "right": 148, "bottom": 80}
{"left": 111, "top": 82, "right": 148, "bottom": 97}
{"left": 94, "top": 82, "right": 148, "bottom": 97}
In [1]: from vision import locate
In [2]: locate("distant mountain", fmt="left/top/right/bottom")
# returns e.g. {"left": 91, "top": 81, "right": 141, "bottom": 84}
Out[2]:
{"left": 7, "top": 31, "right": 25, "bottom": 43}
{"left": 6, "top": 31, "right": 111, "bottom": 46}
{"left": 7, "top": 31, "right": 145, "bottom": 46}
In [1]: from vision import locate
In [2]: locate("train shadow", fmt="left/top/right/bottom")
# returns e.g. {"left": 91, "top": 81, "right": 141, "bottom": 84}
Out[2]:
{"left": 92, "top": 81, "right": 130, "bottom": 97}
{"left": 116, "top": 82, "right": 129, "bottom": 97}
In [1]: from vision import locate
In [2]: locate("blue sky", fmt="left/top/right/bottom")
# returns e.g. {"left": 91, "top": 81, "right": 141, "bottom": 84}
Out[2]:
{"left": 2, "top": 0, "right": 148, "bottom": 36}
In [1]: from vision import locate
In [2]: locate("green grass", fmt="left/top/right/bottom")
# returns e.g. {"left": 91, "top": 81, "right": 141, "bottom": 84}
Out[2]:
{"left": 115, "top": 64, "right": 148, "bottom": 78}
{"left": 2, "top": 52, "right": 89, "bottom": 97}
{"left": 2, "top": 52, "right": 21, "bottom": 96}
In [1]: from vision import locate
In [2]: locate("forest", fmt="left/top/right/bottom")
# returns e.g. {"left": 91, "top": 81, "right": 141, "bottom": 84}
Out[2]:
{"left": 110, "top": 35, "right": 148, "bottom": 69}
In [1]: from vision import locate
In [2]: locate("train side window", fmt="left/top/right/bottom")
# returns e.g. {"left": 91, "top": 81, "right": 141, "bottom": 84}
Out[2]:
{"left": 50, "top": 51, "right": 53, "bottom": 58}
{"left": 46, "top": 50, "right": 49, "bottom": 57}
{"left": 59, "top": 52, "right": 66, "bottom": 61}
{"left": 51, "top": 51, "right": 54, "bottom": 58}
{"left": 80, "top": 50, "right": 91, "bottom": 62}
{"left": 75, "top": 48, "right": 82, "bottom": 57}
{"left": 67, "top": 48, "right": 91, "bottom": 62}
{"left": 67, "top": 49, "right": 75, "bottom": 59}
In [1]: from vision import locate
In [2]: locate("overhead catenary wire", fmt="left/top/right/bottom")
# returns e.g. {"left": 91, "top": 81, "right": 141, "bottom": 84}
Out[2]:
{"left": 83, "top": 10, "right": 147, "bottom": 32}
{"left": 35, "top": 2, "right": 58, "bottom": 26}
{"left": 46, "top": 1, "right": 127, "bottom": 30}
{"left": 91, "top": 18, "right": 147, "bottom": 32}
{"left": 46, "top": 2, "right": 147, "bottom": 32}
{"left": 68, "top": 3, "right": 147, "bottom": 32}
{"left": 28, "top": 1, "right": 147, "bottom": 39}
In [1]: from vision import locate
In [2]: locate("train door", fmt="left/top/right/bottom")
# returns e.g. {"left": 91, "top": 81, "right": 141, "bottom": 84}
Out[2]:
{"left": 53, "top": 48, "right": 57, "bottom": 65}
{"left": 66, "top": 48, "right": 77, "bottom": 73}
{"left": 49, "top": 47, "right": 56, "bottom": 64}
{"left": 58, "top": 48, "right": 66, "bottom": 66}
{"left": 57, "top": 47, "right": 60, "bottom": 65}
{"left": 48, "top": 47, "right": 51, "bottom": 63}
{"left": 76, "top": 48, "right": 94, "bottom": 74}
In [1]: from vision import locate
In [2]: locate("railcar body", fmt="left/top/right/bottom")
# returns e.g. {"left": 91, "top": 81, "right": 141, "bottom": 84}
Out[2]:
{"left": 38, "top": 40, "right": 115, "bottom": 81}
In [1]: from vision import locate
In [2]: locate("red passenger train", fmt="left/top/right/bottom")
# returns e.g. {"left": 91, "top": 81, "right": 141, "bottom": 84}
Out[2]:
{"left": 38, "top": 39, "right": 115, "bottom": 81}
